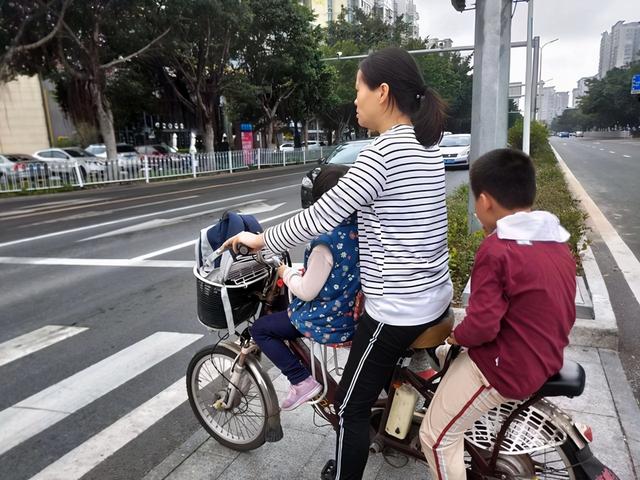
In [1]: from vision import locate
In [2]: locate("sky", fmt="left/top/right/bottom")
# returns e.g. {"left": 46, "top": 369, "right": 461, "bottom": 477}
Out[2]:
{"left": 415, "top": 0, "right": 638, "bottom": 104}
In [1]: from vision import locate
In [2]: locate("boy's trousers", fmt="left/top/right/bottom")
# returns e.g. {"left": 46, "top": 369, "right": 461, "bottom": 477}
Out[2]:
{"left": 419, "top": 349, "right": 510, "bottom": 480}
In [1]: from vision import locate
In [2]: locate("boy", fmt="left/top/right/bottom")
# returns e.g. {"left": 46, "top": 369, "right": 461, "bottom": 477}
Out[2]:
{"left": 419, "top": 148, "right": 577, "bottom": 480}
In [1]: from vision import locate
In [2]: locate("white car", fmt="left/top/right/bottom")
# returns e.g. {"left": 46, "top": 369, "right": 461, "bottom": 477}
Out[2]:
{"left": 32, "top": 147, "right": 105, "bottom": 178}
{"left": 278, "top": 142, "right": 295, "bottom": 152}
{"left": 439, "top": 134, "right": 471, "bottom": 169}
{"left": 85, "top": 143, "right": 141, "bottom": 169}
{"left": 304, "top": 141, "right": 325, "bottom": 150}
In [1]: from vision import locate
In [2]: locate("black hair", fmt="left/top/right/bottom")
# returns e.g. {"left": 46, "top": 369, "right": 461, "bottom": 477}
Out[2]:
{"left": 312, "top": 164, "right": 350, "bottom": 203}
{"left": 359, "top": 47, "right": 447, "bottom": 147}
{"left": 469, "top": 148, "right": 537, "bottom": 209}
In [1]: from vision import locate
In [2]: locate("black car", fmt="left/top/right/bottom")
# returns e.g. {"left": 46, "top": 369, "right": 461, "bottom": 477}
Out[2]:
{"left": 300, "top": 139, "right": 373, "bottom": 208}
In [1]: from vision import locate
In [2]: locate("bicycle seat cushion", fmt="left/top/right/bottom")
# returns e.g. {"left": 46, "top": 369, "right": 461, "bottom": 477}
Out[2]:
{"left": 410, "top": 313, "right": 454, "bottom": 349}
{"left": 537, "top": 360, "right": 585, "bottom": 398}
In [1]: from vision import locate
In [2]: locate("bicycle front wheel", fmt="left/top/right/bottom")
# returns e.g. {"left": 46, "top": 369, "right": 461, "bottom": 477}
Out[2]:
{"left": 187, "top": 344, "right": 268, "bottom": 451}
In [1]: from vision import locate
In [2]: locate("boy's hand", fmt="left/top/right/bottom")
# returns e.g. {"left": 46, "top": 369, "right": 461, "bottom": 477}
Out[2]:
{"left": 277, "top": 264, "right": 288, "bottom": 278}
{"left": 446, "top": 333, "right": 459, "bottom": 345}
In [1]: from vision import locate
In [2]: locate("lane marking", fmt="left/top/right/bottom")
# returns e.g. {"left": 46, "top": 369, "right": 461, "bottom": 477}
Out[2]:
{"left": 0, "top": 325, "right": 88, "bottom": 367}
{"left": 0, "top": 257, "right": 194, "bottom": 268}
{"left": 29, "top": 378, "right": 192, "bottom": 480}
{"left": 129, "top": 206, "right": 298, "bottom": 261}
{"left": 623, "top": 155, "right": 631, "bottom": 158}
{"left": 551, "top": 145, "right": 640, "bottom": 307}
{"left": 0, "top": 185, "right": 297, "bottom": 249}
{"left": 0, "top": 332, "right": 202, "bottom": 456}
{"left": 0, "top": 171, "right": 305, "bottom": 220}
{"left": 609, "top": 151, "right": 616, "bottom": 154}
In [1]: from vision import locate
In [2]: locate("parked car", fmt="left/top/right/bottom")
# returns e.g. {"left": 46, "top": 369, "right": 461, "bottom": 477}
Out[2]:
{"left": 135, "top": 144, "right": 179, "bottom": 156}
{"left": 303, "top": 141, "right": 325, "bottom": 150}
{"left": 439, "top": 133, "right": 470, "bottom": 169}
{"left": 0, "top": 153, "right": 50, "bottom": 184}
{"left": 558, "top": 131, "right": 570, "bottom": 138}
{"left": 575, "top": 131, "right": 584, "bottom": 137}
{"left": 32, "top": 148, "right": 105, "bottom": 179}
{"left": 85, "top": 143, "right": 141, "bottom": 169}
{"left": 278, "top": 142, "right": 295, "bottom": 152}
{"left": 300, "top": 139, "right": 373, "bottom": 208}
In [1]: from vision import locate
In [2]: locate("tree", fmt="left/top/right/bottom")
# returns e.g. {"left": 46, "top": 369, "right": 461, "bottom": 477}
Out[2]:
{"left": 579, "top": 62, "right": 640, "bottom": 129}
{"left": 240, "top": 0, "right": 325, "bottom": 147}
{"left": 158, "top": 0, "right": 250, "bottom": 152}
{"left": 1, "top": 0, "right": 169, "bottom": 177}
{"left": 0, "top": 0, "right": 71, "bottom": 81}
{"left": 550, "top": 108, "right": 594, "bottom": 132}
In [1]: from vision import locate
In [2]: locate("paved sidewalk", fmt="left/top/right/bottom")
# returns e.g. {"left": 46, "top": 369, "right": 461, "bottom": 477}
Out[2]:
{"left": 145, "top": 342, "right": 639, "bottom": 480}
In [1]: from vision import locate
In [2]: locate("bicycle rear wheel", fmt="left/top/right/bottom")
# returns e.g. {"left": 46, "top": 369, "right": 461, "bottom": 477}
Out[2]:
{"left": 187, "top": 344, "right": 268, "bottom": 451}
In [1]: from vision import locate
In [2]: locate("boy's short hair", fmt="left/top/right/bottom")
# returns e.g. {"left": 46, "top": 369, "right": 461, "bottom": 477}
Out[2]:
{"left": 469, "top": 148, "right": 536, "bottom": 209}
{"left": 312, "top": 165, "right": 350, "bottom": 203}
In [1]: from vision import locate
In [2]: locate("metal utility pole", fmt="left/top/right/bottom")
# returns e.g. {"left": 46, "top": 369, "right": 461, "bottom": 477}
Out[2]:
{"left": 522, "top": 0, "right": 534, "bottom": 155}
{"left": 468, "top": 0, "right": 513, "bottom": 230}
{"left": 531, "top": 36, "right": 540, "bottom": 121}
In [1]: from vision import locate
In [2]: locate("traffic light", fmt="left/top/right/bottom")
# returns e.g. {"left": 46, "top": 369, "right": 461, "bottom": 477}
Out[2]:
{"left": 451, "top": 0, "right": 466, "bottom": 12}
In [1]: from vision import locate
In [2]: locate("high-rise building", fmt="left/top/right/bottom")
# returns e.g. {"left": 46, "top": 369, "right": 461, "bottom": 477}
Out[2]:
{"left": 572, "top": 76, "right": 594, "bottom": 108}
{"left": 539, "top": 85, "right": 569, "bottom": 125}
{"left": 598, "top": 21, "right": 640, "bottom": 79}
{"left": 300, "top": 0, "right": 419, "bottom": 37}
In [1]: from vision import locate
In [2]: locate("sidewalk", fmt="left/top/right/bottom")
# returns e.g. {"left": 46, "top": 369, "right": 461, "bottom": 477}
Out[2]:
{"left": 144, "top": 340, "right": 639, "bottom": 480}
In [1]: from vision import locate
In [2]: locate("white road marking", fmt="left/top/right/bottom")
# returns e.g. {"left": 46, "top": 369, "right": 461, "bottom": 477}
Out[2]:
{"left": 130, "top": 208, "right": 301, "bottom": 261}
{"left": 0, "top": 185, "right": 297, "bottom": 249}
{"left": 552, "top": 145, "right": 640, "bottom": 307}
{"left": 0, "top": 171, "right": 304, "bottom": 220}
{"left": 0, "top": 332, "right": 202, "bottom": 456}
{"left": 0, "top": 257, "right": 194, "bottom": 268}
{"left": 29, "top": 378, "right": 192, "bottom": 480}
{"left": 26, "top": 196, "right": 200, "bottom": 226}
{"left": 600, "top": 148, "right": 605, "bottom": 151}
{"left": 623, "top": 155, "right": 631, "bottom": 158}
{"left": 0, "top": 325, "right": 88, "bottom": 367}
{"left": 609, "top": 151, "right": 616, "bottom": 154}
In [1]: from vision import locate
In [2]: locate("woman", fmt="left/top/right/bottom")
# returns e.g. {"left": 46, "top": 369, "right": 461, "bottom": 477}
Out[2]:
{"left": 225, "top": 47, "right": 451, "bottom": 479}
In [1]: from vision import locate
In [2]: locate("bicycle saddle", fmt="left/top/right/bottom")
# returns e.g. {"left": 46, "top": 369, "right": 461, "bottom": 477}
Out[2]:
{"left": 537, "top": 360, "right": 586, "bottom": 398}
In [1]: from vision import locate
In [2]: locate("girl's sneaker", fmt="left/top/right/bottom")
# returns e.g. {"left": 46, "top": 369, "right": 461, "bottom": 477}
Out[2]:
{"left": 280, "top": 376, "right": 322, "bottom": 411}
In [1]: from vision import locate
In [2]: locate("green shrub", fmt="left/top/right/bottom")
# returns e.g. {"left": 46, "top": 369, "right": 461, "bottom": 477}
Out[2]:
{"left": 447, "top": 185, "right": 484, "bottom": 304}
{"left": 508, "top": 118, "right": 550, "bottom": 157}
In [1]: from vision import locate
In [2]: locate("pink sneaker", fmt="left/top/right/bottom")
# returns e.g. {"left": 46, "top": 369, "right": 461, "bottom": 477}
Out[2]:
{"left": 280, "top": 376, "right": 322, "bottom": 411}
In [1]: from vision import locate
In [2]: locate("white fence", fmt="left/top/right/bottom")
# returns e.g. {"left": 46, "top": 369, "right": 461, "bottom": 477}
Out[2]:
{"left": 0, "top": 146, "right": 337, "bottom": 194}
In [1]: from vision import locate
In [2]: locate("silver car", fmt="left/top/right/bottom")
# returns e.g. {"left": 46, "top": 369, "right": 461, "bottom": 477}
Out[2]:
{"left": 32, "top": 148, "right": 105, "bottom": 179}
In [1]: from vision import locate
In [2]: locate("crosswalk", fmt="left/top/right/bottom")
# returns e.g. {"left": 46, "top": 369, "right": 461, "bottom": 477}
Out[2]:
{"left": 0, "top": 325, "right": 207, "bottom": 479}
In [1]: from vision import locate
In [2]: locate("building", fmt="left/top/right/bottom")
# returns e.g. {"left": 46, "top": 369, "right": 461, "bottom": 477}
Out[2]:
{"left": 572, "top": 76, "right": 594, "bottom": 108}
{"left": 598, "top": 21, "right": 640, "bottom": 79}
{"left": 538, "top": 85, "right": 569, "bottom": 125}
{"left": 426, "top": 38, "right": 453, "bottom": 50}
{"left": 300, "top": 0, "right": 419, "bottom": 36}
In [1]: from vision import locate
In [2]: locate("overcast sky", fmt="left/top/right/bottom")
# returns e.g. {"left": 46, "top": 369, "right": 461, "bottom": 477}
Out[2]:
{"left": 415, "top": 0, "right": 638, "bottom": 102}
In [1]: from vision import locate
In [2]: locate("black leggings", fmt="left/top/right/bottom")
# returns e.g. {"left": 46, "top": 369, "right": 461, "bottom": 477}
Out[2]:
{"left": 333, "top": 310, "right": 448, "bottom": 479}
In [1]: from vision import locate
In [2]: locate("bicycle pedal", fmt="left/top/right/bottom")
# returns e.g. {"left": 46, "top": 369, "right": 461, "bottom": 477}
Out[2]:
{"left": 320, "top": 459, "right": 336, "bottom": 480}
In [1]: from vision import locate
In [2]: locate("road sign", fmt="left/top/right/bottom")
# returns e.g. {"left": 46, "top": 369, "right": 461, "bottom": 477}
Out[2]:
{"left": 632, "top": 74, "right": 640, "bottom": 95}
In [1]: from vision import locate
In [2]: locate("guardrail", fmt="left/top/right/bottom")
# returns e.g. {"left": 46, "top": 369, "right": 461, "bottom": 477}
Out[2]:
{"left": 0, "top": 146, "right": 337, "bottom": 194}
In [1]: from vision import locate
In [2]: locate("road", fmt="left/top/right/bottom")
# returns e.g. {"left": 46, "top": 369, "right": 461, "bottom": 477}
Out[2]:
{"left": 0, "top": 164, "right": 469, "bottom": 480}
{"left": 550, "top": 136, "right": 640, "bottom": 402}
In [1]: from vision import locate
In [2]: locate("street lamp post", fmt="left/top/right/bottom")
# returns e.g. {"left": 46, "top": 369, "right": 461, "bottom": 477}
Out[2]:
{"left": 536, "top": 38, "right": 559, "bottom": 120}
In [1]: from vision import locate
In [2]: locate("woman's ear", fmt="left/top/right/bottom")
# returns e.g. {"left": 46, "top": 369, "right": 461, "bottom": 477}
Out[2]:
{"left": 378, "top": 82, "right": 390, "bottom": 105}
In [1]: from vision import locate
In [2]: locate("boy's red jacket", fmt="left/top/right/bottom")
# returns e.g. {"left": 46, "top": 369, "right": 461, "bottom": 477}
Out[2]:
{"left": 453, "top": 212, "right": 576, "bottom": 399}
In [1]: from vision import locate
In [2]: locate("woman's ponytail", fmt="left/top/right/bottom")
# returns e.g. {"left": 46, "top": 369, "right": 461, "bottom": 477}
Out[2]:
{"left": 413, "top": 86, "right": 448, "bottom": 147}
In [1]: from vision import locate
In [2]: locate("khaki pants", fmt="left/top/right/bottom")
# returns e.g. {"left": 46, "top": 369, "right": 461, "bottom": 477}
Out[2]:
{"left": 419, "top": 349, "right": 509, "bottom": 480}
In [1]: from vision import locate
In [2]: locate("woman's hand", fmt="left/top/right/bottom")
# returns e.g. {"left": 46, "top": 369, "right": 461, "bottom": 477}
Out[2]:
{"left": 222, "top": 232, "right": 266, "bottom": 254}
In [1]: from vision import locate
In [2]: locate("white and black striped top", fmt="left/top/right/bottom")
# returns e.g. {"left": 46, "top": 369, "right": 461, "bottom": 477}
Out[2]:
{"left": 264, "top": 124, "right": 451, "bottom": 325}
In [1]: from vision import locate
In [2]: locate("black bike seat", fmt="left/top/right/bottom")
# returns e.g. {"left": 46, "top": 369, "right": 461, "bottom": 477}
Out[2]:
{"left": 537, "top": 360, "right": 585, "bottom": 398}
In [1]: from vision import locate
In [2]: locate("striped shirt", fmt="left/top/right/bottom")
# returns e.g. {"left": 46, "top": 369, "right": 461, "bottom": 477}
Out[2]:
{"left": 264, "top": 124, "right": 452, "bottom": 325}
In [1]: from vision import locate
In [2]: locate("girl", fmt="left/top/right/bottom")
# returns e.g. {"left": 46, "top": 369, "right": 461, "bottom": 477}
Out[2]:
{"left": 250, "top": 165, "right": 360, "bottom": 412}
{"left": 226, "top": 47, "right": 451, "bottom": 479}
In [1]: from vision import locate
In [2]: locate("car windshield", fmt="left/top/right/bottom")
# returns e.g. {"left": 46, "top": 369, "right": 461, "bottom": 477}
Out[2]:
{"left": 63, "top": 148, "right": 86, "bottom": 158}
{"left": 152, "top": 145, "right": 170, "bottom": 154}
{"left": 327, "top": 141, "right": 372, "bottom": 165}
{"left": 89, "top": 146, "right": 106, "bottom": 154}
{"left": 439, "top": 135, "right": 470, "bottom": 147}
{"left": 117, "top": 145, "right": 136, "bottom": 153}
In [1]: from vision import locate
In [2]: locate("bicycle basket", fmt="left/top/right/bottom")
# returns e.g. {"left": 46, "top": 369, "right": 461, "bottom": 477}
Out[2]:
{"left": 194, "top": 254, "right": 272, "bottom": 330}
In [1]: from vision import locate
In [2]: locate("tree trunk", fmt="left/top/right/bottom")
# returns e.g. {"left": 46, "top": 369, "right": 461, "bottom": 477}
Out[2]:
{"left": 303, "top": 119, "right": 309, "bottom": 148}
{"left": 203, "top": 120, "right": 215, "bottom": 153}
{"left": 266, "top": 119, "right": 274, "bottom": 148}
{"left": 91, "top": 82, "right": 118, "bottom": 180}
